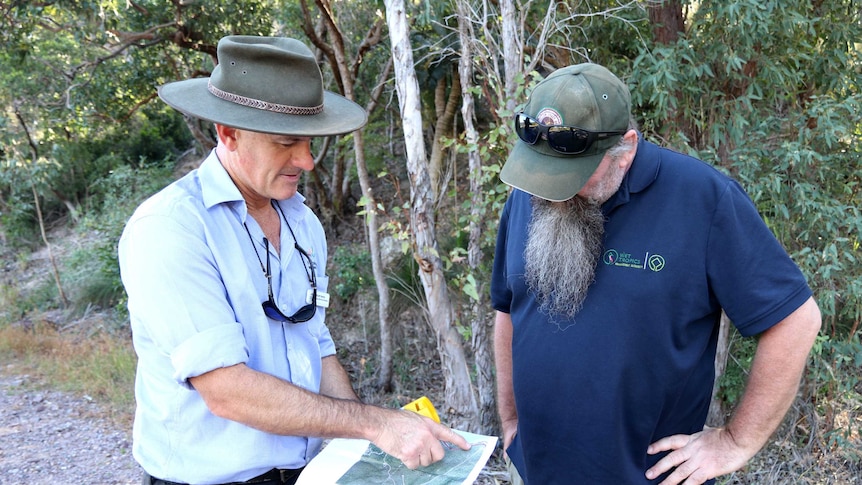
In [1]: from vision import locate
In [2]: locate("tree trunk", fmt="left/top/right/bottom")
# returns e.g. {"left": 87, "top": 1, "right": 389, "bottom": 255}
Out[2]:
{"left": 14, "top": 106, "right": 69, "bottom": 308}
{"left": 383, "top": 0, "right": 479, "bottom": 429}
{"left": 428, "top": 71, "right": 461, "bottom": 200}
{"left": 707, "top": 311, "right": 731, "bottom": 426}
{"left": 299, "top": 0, "right": 396, "bottom": 389}
{"left": 183, "top": 117, "right": 216, "bottom": 155}
{"left": 648, "top": 0, "right": 685, "bottom": 45}
{"left": 647, "top": 0, "right": 687, "bottom": 140}
{"left": 456, "top": 0, "right": 497, "bottom": 436}
{"left": 500, "top": 0, "right": 520, "bottom": 114}
{"left": 360, "top": 61, "right": 396, "bottom": 391}
{"left": 353, "top": 129, "right": 394, "bottom": 391}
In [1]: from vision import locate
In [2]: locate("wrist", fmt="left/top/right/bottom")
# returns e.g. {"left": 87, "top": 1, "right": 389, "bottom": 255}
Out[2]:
{"left": 358, "top": 404, "right": 390, "bottom": 442}
{"left": 722, "top": 423, "right": 767, "bottom": 458}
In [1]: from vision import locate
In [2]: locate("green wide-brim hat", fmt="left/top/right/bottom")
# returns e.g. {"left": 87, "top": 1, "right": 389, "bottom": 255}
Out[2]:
{"left": 158, "top": 36, "right": 367, "bottom": 137}
{"left": 501, "top": 63, "right": 631, "bottom": 202}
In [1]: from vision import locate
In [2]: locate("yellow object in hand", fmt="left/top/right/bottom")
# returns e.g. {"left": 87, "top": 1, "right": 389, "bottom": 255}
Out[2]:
{"left": 403, "top": 396, "right": 441, "bottom": 423}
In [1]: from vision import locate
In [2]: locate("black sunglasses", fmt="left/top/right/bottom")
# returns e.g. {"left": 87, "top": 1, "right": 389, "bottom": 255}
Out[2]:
{"left": 243, "top": 206, "right": 317, "bottom": 324}
{"left": 261, "top": 237, "right": 317, "bottom": 323}
{"left": 514, "top": 112, "right": 626, "bottom": 155}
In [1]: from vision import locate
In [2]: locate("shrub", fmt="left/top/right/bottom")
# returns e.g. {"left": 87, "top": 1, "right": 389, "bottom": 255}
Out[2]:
{"left": 69, "top": 158, "right": 176, "bottom": 318}
{"left": 330, "top": 244, "right": 373, "bottom": 301}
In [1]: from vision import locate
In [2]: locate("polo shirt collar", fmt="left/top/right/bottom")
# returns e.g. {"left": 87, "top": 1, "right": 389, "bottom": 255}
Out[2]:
{"left": 602, "top": 132, "right": 660, "bottom": 214}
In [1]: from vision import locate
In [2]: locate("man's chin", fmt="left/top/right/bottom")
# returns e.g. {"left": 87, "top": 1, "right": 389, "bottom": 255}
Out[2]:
{"left": 272, "top": 184, "right": 300, "bottom": 201}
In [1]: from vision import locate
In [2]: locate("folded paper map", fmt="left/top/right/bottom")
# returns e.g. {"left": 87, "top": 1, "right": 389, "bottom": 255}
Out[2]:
{"left": 296, "top": 430, "right": 498, "bottom": 485}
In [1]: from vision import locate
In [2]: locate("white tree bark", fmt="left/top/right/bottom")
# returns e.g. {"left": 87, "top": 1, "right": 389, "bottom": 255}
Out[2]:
{"left": 456, "top": 0, "right": 497, "bottom": 435}
{"left": 383, "top": 0, "right": 479, "bottom": 428}
{"left": 707, "top": 311, "right": 732, "bottom": 426}
{"left": 500, "top": 0, "right": 520, "bottom": 113}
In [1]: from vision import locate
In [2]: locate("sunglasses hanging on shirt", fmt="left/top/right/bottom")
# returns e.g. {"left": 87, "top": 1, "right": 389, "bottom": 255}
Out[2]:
{"left": 243, "top": 201, "right": 320, "bottom": 323}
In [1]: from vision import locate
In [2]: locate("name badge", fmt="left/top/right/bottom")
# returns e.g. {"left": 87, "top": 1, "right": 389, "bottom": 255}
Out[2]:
{"left": 307, "top": 289, "right": 330, "bottom": 308}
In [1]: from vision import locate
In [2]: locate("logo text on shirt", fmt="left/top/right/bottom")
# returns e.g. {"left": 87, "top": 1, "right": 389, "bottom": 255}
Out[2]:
{"left": 603, "top": 249, "right": 665, "bottom": 272}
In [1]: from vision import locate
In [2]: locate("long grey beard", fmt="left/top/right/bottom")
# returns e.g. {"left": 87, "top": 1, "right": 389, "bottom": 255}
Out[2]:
{"left": 524, "top": 196, "right": 605, "bottom": 319}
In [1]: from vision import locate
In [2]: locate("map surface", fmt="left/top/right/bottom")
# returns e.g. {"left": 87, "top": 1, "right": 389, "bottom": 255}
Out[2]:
{"left": 296, "top": 430, "right": 497, "bottom": 485}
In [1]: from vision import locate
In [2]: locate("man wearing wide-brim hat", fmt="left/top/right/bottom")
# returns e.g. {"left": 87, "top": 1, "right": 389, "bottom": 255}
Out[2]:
{"left": 119, "top": 36, "right": 468, "bottom": 485}
{"left": 490, "top": 63, "right": 820, "bottom": 484}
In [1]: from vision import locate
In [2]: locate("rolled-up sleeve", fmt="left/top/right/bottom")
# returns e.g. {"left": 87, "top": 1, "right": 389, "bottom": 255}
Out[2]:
{"left": 172, "top": 323, "right": 248, "bottom": 385}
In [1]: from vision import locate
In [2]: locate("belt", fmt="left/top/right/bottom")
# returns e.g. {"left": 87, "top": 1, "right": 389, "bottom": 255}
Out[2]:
{"left": 233, "top": 468, "right": 304, "bottom": 484}
{"left": 147, "top": 467, "right": 305, "bottom": 485}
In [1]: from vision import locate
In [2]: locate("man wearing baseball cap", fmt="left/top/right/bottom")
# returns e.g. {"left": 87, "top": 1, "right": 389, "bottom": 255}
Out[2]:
{"left": 119, "top": 36, "right": 468, "bottom": 485}
{"left": 491, "top": 63, "right": 820, "bottom": 484}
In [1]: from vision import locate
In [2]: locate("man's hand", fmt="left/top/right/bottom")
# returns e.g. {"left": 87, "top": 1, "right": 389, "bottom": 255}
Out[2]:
{"left": 501, "top": 418, "right": 518, "bottom": 453}
{"left": 645, "top": 426, "right": 754, "bottom": 484}
{"left": 369, "top": 409, "right": 471, "bottom": 470}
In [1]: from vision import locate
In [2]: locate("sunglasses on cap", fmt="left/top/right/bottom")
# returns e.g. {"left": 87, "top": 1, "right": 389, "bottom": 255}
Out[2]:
{"left": 514, "top": 112, "right": 627, "bottom": 155}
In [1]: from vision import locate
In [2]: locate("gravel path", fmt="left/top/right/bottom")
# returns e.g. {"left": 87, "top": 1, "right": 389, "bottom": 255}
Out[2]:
{"left": 0, "top": 370, "right": 508, "bottom": 485}
{"left": 0, "top": 373, "right": 141, "bottom": 485}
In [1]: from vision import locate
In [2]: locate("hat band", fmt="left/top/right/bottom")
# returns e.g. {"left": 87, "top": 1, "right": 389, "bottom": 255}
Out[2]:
{"left": 207, "top": 81, "right": 324, "bottom": 116}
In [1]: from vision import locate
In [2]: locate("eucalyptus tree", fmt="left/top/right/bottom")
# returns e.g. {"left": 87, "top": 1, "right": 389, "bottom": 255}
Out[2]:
{"left": 455, "top": 0, "right": 495, "bottom": 433}
{"left": 291, "top": 0, "right": 399, "bottom": 391}
{"left": 383, "top": 0, "right": 481, "bottom": 430}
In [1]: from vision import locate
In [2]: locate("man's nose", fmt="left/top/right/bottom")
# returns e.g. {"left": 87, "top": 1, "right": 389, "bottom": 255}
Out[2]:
{"left": 294, "top": 140, "right": 315, "bottom": 171}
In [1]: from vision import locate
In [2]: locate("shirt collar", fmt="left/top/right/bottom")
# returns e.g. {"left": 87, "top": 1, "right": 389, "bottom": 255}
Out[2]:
{"left": 199, "top": 150, "right": 244, "bottom": 210}
{"left": 602, "top": 132, "right": 660, "bottom": 214}
{"left": 198, "top": 149, "right": 307, "bottom": 219}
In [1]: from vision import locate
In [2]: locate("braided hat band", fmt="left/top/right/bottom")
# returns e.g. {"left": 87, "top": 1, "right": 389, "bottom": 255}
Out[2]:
{"left": 207, "top": 81, "right": 324, "bottom": 116}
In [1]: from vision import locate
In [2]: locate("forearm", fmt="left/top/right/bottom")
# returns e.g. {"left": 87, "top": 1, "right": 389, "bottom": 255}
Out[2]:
{"left": 189, "top": 361, "right": 471, "bottom": 470}
{"left": 725, "top": 297, "right": 821, "bottom": 452}
{"left": 190, "top": 363, "right": 380, "bottom": 440}
{"left": 494, "top": 311, "right": 518, "bottom": 431}
{"left": 320, "top": 354, "right": 360, "bottom": 401}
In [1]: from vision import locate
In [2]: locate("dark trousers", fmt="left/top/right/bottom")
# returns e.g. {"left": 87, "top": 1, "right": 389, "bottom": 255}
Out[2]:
{"left": 143, "top": 467, "right": 303, "bottom": 485}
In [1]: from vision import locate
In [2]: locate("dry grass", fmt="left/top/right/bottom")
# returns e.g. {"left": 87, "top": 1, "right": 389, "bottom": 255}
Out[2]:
{"left": 719, "top": 398, "right": 862, "bottom": 484}
{"left": 0, "top": 313, "right": 136, "bottom": 425}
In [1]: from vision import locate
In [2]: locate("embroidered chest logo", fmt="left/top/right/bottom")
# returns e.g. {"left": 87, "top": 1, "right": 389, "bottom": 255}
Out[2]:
{"left": 603, "top": 249, "right": 665, "bottom": 272}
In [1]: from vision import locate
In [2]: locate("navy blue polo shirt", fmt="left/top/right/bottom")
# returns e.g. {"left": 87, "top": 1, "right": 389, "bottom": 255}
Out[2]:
{"left": 490, "top": 136, "right": 812, "bottom": 484}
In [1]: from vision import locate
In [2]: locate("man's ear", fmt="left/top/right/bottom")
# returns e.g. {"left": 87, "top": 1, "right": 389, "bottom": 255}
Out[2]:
{"left": 618, "top": 130, "right": 639, "bottom": 170}
{"left": 215, "top": 124, "right": 239, "bottom": 150}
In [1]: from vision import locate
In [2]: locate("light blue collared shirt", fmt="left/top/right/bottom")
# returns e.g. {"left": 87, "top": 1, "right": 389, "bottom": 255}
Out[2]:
{"left": 118, "top": 150, "right": 335, "bottom": 484}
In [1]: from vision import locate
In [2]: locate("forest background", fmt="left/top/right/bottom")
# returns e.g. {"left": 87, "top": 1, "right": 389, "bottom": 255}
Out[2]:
{"left": 0, "top": 1, "right": 860, "bottom": 483}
